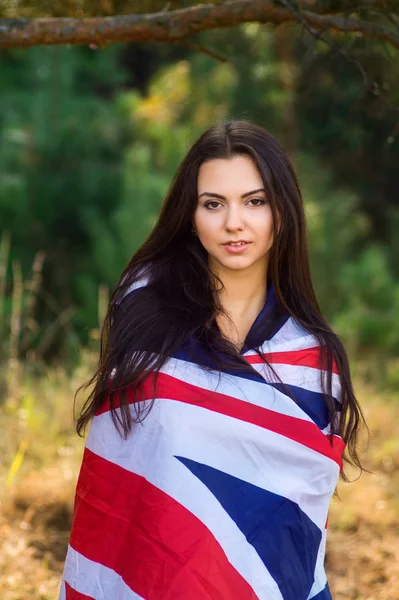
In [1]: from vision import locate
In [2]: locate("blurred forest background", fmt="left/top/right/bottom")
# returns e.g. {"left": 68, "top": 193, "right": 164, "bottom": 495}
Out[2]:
{"left": 0, "top": 3, "right": 399, "bottom": 598}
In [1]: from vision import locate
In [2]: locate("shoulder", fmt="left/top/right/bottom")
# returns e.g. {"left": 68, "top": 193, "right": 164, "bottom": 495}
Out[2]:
{"left": 262, "top": 316, "right": 343, "bottom": 396}
{"left": 267, "top": 316, "right": 320, "bottom": 352}
{"left": 113, "top": 265, "right": 161, "bottom": 315}
{"left": 118, "top": 265, "right": 153, "bottom": 300}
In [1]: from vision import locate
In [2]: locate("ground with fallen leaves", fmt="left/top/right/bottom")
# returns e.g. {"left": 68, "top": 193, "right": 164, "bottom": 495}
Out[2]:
{"left": 1, "top": 381, "right": 398, "bottom": 600}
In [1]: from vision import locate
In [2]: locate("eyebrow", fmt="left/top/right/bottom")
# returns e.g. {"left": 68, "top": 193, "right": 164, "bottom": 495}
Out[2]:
{"left": 198, "top": 188, "right": 266, "bottom": 200}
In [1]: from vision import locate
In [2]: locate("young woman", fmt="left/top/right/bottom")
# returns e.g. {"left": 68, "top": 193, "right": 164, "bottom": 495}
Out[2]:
{"left": 59, "top": 120, "right": 365, "bottom": 600}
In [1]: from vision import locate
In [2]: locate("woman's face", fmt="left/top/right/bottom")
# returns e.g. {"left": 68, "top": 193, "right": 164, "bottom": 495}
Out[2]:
{"left": 194, "top": 154, "right": 275, "bottom": 275}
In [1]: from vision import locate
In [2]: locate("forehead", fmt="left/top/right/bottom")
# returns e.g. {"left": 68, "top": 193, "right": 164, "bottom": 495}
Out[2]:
{"left": 197, "top": 155, "right": 263, "bottom": 194}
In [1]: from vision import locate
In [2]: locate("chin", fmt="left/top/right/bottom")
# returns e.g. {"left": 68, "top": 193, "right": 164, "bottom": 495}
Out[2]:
{"left": 216, "top": 257, "right": 255, "bottom": 271}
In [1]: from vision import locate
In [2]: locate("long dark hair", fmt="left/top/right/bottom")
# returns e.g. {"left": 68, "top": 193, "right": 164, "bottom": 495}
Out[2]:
{"left": 76, "top": 120, "right": 367, "bottom": 481}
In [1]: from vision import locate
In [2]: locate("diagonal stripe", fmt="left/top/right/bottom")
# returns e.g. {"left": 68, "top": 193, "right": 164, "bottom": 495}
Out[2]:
{"left": 309, "top": 582, "right": 332, "bottom": 599}
{"left": 89, "top": 400, "right": 338, "bottom": 531}
{"left": 306, "top": 527, "right": 329, "bottom": 599}
{"left": 163, "top": 356, "right": 327, "bottom": 420}
{"left": 173, "top": 344, "right": 266, "bottom": 384}
{"left": 60, "top": 546, "right": 146, "bottom": 600}
{"left": 96, "top": 372, "right": 345, "bottom": 468}
{"left": 245, "top": 362, "right": 341, "bottom": 399}
{"left": 69, "top": 447, "right": 259, "bottom": 600}
{"left": 176, "top": 457, "right": 321, "bottom": 600}
{"left": 267, "top": 383, "right": 339, "bottom": 430}
{"left": 245, "top": 347, "right": 339, "bottom": 375}
{"left": 65, "top": 582, "right": 95, "bottom": 600}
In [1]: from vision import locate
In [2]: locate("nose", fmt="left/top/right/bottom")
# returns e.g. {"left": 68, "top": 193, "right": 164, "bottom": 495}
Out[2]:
{"left": 224, "top": 204, "right": 244, "bottom": 232}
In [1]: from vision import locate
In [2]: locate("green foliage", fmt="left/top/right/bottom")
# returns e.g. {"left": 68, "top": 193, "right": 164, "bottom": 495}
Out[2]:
{"left": 296, "top": 37, "right": 399, "bottom": 263}
{"left": 334, "top": 246, "right": 399, "bottom": 356}
{"left": 0, "top": 29, "right": 398, "bottom": 386}
{"left": 298, "top": 153, "right": 366, "bottom": 319}
{"left": 299, "top": 153, "right": 399, "bottom": 379}
{"left": 0, "top": 45, "right": 129, "bottom": 354}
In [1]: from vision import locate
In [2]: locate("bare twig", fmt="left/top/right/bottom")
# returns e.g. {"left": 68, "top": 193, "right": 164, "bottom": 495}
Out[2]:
{"left": 279, "top": 0, "right": 376, "bottom": 89}
{"left": 386, "top": 12, "right": 399, "bottom": 35}
{"left": 0, "top": 232, "right": 11, "bottom": 352}
{"left": 7, "top": 260, "right": 23, "bottom": 405}
{"left": 20, "top": 251, "right": 45, "bottom": 352}
{"left": 35, "top": 305, "right": 76, "bottom": 359}
{"left": 176, "top": 39, "right": 229, "bottom": 62}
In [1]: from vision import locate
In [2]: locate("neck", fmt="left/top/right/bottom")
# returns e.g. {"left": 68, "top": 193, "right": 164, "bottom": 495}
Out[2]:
{"left": 210, "top": 258, "right": 268, "bottom": 316}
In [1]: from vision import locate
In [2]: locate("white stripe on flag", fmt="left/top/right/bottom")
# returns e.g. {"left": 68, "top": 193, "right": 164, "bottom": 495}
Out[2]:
{"left": 58, "top": 544, "right": 146, "bottom": 600}
{"left": 258, "top": 318, "right": 321, "bottom": 352}
{"left": 248, "top": 361, "right": 341, "bottom": 398}
{"left": 161, "top": 357, "right": 317, "bottom": 423}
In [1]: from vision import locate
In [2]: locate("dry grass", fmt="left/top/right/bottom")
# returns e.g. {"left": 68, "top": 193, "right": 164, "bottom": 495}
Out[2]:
{"left": 0, "top": 364, "right": 87, "bottom": 600}
{"left": 327, "top": 382, "right": 399, "bottom": 600}
{"left": 0, "top": 377, "right": 398, "bottom": 600}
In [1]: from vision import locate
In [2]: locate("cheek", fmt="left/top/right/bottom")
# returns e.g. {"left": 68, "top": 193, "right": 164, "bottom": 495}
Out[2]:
{"left": 253, "top": 210, "right": 274, "bottom": 237}
{"left": 194, "top": 211, "right": 218, "bottom": 243}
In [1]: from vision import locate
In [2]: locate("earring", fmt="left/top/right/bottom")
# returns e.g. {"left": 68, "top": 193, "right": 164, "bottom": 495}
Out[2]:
{"left": 191, "top": 227, "right": 197, "bottom": 236}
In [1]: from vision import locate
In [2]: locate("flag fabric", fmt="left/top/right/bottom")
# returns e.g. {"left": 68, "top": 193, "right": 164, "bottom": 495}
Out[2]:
{"left": 58, "top": 283, "right": 344, "bottom": 600}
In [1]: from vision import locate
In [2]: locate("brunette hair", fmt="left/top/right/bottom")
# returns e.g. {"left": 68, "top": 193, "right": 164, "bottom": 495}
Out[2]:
{"left": 76, "top": 119, "right": 367, "bottom": 481}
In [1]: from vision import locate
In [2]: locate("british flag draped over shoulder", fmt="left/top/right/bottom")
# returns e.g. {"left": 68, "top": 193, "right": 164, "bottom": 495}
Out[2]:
{"left": 58, "top": 281, "right": 345, "bottom": 600}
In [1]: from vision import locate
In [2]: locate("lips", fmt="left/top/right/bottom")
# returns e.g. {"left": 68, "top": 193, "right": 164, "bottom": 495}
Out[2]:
{"left": 223, "top": 241, "right": 251, "bottom": 246}
{"left": 222, "top": 241, "right": 252, "bottom": 253}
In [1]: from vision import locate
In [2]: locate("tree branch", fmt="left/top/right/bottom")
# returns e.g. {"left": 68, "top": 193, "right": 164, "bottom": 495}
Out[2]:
{"left": 0, "top": 0, "right": 397, "bottom": 49}
{"left": 0, "top": 1, "right": 291, "bottom": 48}
{"left": 354, "top": 0, "right": 399, "bottom": 12}
{"left": 296, "top": 0, "right": 399, "bottom": 14}
{"left": 300, "top": 9, "right": 399, "bottom": 48}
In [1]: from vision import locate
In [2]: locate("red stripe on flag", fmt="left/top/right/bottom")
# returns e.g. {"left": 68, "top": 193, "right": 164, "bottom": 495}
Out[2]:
{"left": 65, "top": 582, "right": 95, "bottom": 600}
{"left": 245, "top": 347, "right": 339, "bottom": 374}
{"left": 97, "top": 373, "right": 345, "bottom": 468}
{"left": 70, "top": 448, "right": 259, "bottom": 600}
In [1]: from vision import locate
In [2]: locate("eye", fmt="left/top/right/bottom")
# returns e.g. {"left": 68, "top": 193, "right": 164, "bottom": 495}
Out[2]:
{"left": 248, "top": 198, "right": 266, "bottom": 206}
{"left": 204, "top": 201, "right": 222, "bottom": 210}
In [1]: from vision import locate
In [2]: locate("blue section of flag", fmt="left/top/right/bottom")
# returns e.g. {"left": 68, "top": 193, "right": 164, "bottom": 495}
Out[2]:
{"left": 269, "top": 382, "right": 339, "bottom": 430}
{"left": 173, "top": 344, "right": 267, "bottom": 383}
{"left": 310, "top": 582, "right": 333, "bottom": 599}
{"left": 176, "top": 456, "right": 322, "bottom": 600}
{"left": 173, "top": 283, "right": 289, "bottom": 383}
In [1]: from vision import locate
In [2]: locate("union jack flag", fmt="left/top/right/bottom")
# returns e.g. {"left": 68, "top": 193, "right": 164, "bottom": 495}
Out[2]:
{"left": 58, "top": 286, "right": 344, "bottom": 600}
